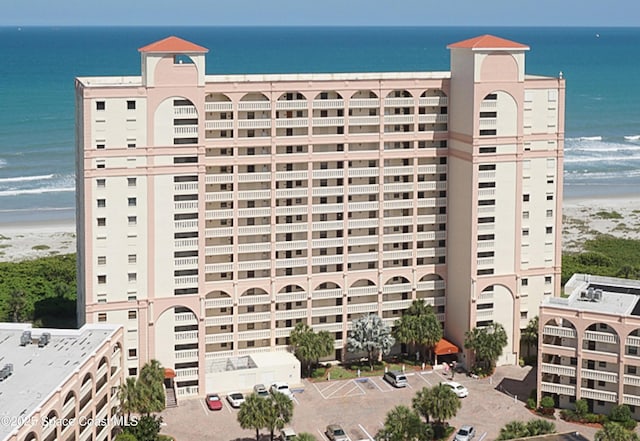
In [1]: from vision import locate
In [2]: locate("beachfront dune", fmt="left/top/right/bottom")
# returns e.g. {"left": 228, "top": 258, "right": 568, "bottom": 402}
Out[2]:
{"left": 1, "top": 196, "right": 639, "bottom": 262}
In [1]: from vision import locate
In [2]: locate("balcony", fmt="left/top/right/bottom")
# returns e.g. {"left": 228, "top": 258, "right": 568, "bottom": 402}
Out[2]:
{"left": 238, "top": 329, "right": 271, "bottom": 340}
{"left": 312, "top": 99, "right": 344, "bottom": 109}
{"left": 384, "top": 97, "right": 415, "bottom": 107}
{"left": 540, "top": 381, "right": 575, "bottom": 396}
{"left": 347, "top": 235, "right": 379, "bottom": 247}
{"left": 275, "top": 205, "right": 307, "bottom": 216}
{"left": 384, "top": 115, "right": 414, "bottom": 125}
{"left": 175, "top": 182, "right": 199, "bottom": 192}
{"left": 275, "top": 118, "right": 309, "bottom": 128}
{"left": 311, "top": 306, "right": 344, "bottom": 317}
{"left": 175, "top": 349, "right": 199, "bottom": 360}
{"left": 238, "top": 101, "right": 271, "bottom": 111}
{"left": 204, "top": 297, "right": 233, "bottom": 308}
{"left": 581, "top": 388, "right": 617, "bottom": 403}
{"left": 313, "top": 186, "right": 345, "bottom": 197}
{"left": 238, "top": 189, "right": 271, "bottom": 200}
{"left": 624, "top": 394, "right": 640, "bottom": 406}
{"left": 238, "top": 172, "right": 271, "bottom": 182}
{"left": 205, "top": 209, "right": 234, "bottom": 219}
{"left": 275, "top": 240, "right": 308, "bottom": 251}
{"left": 418, "top": 114, "right": 448, "bottom": 124}
{"left": 312, "top": 117, "right": 345, "bottom": 127}
{"left": 381, "top": 299, "right": 413, "bottom": 311}
{"left": 206, "top": 174, "right": 233, "bottom": 183}
{"left": 624, "top": 374, "right": 640, "bottom": 387}
{"left": 348, "top": 252, "right": 379, "bottom": 264}
{"left": 543, "top": 325, "right": 577, "bottom": 339}
{"left": 275, "top": 309, "right": 308, "bottom": 320}
{"left": 275, "top": 257, "right": 308, "bottom": 268}
{"left": 238, "top": 243, "right": 271, "bottom": 253}
{"left": 349, "top": 116, "right": 380, "bottom": 126}
{"left": 174, "top": 201, "right": 199, "bottom": 211}
{"left": 175, "top": 275, "right": 198, "bottom": 286}
{"left": 276, "top": 100, "right": 308, "bottom": 110}
{"left": 175, "top": 312, "right": 197, "bottom": 323}
{"left": 276, "top": 170, "right": 308, "bottom": 180}
{"left": 276, "top": 188, "right": 308, "bottom": 198}
{"left": 276, "top": 291, "right": 308, "bottom": 302}
{"left": 174, "top": 125, "right": 198, "bottom": 136}
{"left": 238, "top": 119, "right": 271, "bottom": 129}
{"left": 347, "top": 302, "right": 379, "bottom": 314}
{"left": 347, "top": 167, "right": 379, "bottom": 178}
{"left": 312, "top": 288, "right": 343, "bottom": 299}
{"left": 205, "top": 333, "right": 233, "bottom": 344}
{"left": 348, "top": 286, "right": 378, "bottom": 297}
{"left": 312, "top": 255, "right": 344, "bottom": 266}
{"left": 418, "top": 97, "right": 448, "bottom": 107}
{"left": 205, "top": 315, "right": 233, "bottom": 327}
{"left": 205, "top": 102, "right": 233, "bottom": 112}
{"left": 175, "top": 238, "right": 198, "bottom": 249}
{"left": 175, "top": 330, "right": 199, "bottom": 342}
{"left": 581, "top": 368, "right": 618, "bottom": 383}
{"left": 584, "top": 330, "right": 618, "bottom": 344}
{"left": 350, "top": 98, "right": 380, "bottom": 108}
{"left": 237, "top": 312, "right": 271, "bottom": 323}
{"left": 176, "top": 368, "right": 199, "bottom": 380}
{"left": 205, "top": 120, "right": 233, "bottom": 130}
{"left": 205, "top": 227, "right": 233, "bottom": 238}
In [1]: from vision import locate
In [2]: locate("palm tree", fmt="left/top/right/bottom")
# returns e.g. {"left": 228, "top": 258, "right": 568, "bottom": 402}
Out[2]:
{"left": 238, "top": 393, "right": 270, "bottom": 441}
{"left": 136, "top": 359, "right": 165, "bottom": 415}
{"left": 521, "top": 316, "right": 539, "bottom": 358}
{"left": 265, "top": 392, "right": 295, "bottom": 441}
{"left": 616, "top": 265, "right": 638, "bottom": 279}
{"left": 118, "top": 377, "right": 139, "bottom": 420}
{"left": 525, "top": 419, "right": 555, "bottom": 436}
{"left": 464, "top": 322, "right": 508, "bottom": 371}
{"left": 376, "top": 405, "right": 429, "bottom": 441}
{"left": 289, "top": 323, "right": 334, "bottom": 377}
{"left": 393, "top": 301, "right": 442, "bottom": 363}
{"left": 412, "top": 384, "right": 460, "bottom": 427}
{"left": 497, "top": 421, "right": 528, "bottom": 440}
{"left": 595, "top": 422, "right": 640, "bottom": 441}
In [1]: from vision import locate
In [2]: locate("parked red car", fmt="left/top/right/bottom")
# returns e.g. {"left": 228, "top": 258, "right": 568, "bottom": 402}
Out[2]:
{"left": 206, "top": 393, "right": 223, "bottom": 411}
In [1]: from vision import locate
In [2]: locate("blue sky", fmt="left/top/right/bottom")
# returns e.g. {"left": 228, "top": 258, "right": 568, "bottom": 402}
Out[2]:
{"left": 3, "top": 0, "right": 639, "bottom": 26}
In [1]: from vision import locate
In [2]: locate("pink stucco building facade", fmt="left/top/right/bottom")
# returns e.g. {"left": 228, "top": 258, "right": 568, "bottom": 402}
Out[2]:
{"left": 75, "top": 35, "right": 564, "bottom": 398}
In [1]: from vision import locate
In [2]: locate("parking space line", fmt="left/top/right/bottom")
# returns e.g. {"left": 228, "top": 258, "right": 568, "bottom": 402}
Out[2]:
{"left": 326, "top": 380, "right": 358, "bottom": 398}
{"left": 478, "top": 432, "right": 487, "bottom": 441}
{"left": 317, "top": 429, "right": 329, "bottom": 441}
{"left": 416, "top": 372, "right": 433, "bottom": 386}
{"left": 292, "top": 395, "right": 300, "bottom": 405}
{"left": 199, "top": 400, "right": 208, "bottom": 415}
{"left": 365, "top": 377, "right": 386, "bottom": 392}
{"left": 224, "top": 401, "right": 232, "bottom": 414}
{"left": 351, "top": 379, "right": 367, "bottom": 395}
{"left": 358, "top": 424, "right": 374, "bottom": 441}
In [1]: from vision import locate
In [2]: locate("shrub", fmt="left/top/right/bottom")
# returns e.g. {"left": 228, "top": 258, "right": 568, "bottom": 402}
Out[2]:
{"left": 609, "top": 404, "right": 633, "bottom": 423}
{"left": 575, "top": 399, "right": 588, "bottom": 417}
{"left": 560, "top": 409, "right": 577, "bottom": 422}
{"left": 527, "top": 398, "right": 537, "bottom": 410}
{"left": 539, "top": 396, "right": 555, "bottom": 415}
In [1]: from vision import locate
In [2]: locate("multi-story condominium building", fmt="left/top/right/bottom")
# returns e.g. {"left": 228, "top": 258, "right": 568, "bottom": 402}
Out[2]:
{"left": 538, "top": 274, "right": 640, "bottom": 419}
{"left": 75, "top": 34, "right": 564, "bottom": 397}
{"left": 0, "top": 323, "right": 124, "bottom": 441}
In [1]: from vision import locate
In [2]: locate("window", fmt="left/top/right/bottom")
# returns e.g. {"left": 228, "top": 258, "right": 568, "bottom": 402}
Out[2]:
{"left": 128, "top": 216, "right": 137, "bottom": 226}
{"left": 479, "top": 129, "right": 497, "bottom": 136}
{"left": 97, "top": 199, "right": 106, "bottom": 208}
{"left": 522, "top": 229, "right": 529, "bottom": 236}
{"left": 97, "top": 162, "right": 106, "bottom": 169}
{"left": 96, "top": 101, "right": 105, "bottom": 110}
{"left": 546, "top": 226, "right": 553, "bottom": 234}
{"left": 546, "top": 194, "right": 554, "bottom": 201}
{"left": 97, "top": 275, "right": 107, "bottom": 284}
{"left": 128, "top": 273, "right": 137, "bottom": 282}
{"left": 97, "top": 217, "right": 106, "bottom": 227}
{"left": 523, "top": 194, "right": 530, "bottom": 202}
{"left": 521, "top": 278, "right": 528, "bottom": 287}
{"left": 97, "top": 256, "right": 106, "bottom": 265}
{"left": 98, "top": 313, "right": 107, "bottom": 322}
{"left": 479, "top": 146, "right": 497, "bottom": 154}
{"left": 128, "top": 177, "right": 136, "bottom": 187}
{"left": 128, "top": 254, "right": 137, "bottom": 264}
{"left": 479, "top": 111, "right": 497, "bottom": 118}
{"left": 546, "top": 209, "right": 553, "bottom": 217}
{"left": 523, "top": 211, "right": 529, "bottom": 219}
{"left": 97, "top": 143, "right": 105, "bottom": 149}
{"left": 128, "top": 368, "right": 137, "bottom": 376}
{"left": 97, "top": 179, "right": 106, "bottom": 188}
{"left": 128, "top": 197, "right": 137, "bottom": 207}
{"left": 127, "top": 100, "right": 136, "bottom": 110}
{"left": 520, "top": 311, "right": 528, "bottom": 319}
{"left": 127, "top": 143, "right": 136, "bottom": 148}
{"left": 545, "top": 276, "right": 552, "bottom": 284}
{"left": 477, "top": 269, "right": 494, "bottom": 275}
{"left": 629, "top": 366, "right": 637, "bottom": 375}
{"left": 479, "top": 164, "right": 496, "bottom": 171}
{"left": 128, "top": 348, "right": 137, "bottom": 358}
{"left": 128, "top": 310, "right": 137, "bottom": 319}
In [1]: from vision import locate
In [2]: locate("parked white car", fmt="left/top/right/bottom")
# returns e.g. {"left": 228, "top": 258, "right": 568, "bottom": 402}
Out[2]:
{"left": 270, "top": 382, "right": 294, "bottom": 400}
{"left": 441, "top": 381, "right": 469, "bottom": 398}
{"left": 226, "top": 392, "right": 245, "bottom": 408}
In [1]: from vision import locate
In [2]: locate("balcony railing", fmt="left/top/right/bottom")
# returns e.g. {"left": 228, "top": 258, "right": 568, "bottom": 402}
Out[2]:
{"left": 238, "top": 101, "right": 271, "bottom": 111}
{"left": 540, "top": 381, "right": 575, "bottom": 396}
{"left": 543, "top": 325, "right": 577, "bottom": 339}
{"left": 581, "top": 387, "right": 617, "bottom": 403}
{"left": 584, "top": 330, "right": 618, "bottom": 344}
{"left": 581, "top": 368, "right": 617, "bottom": 383}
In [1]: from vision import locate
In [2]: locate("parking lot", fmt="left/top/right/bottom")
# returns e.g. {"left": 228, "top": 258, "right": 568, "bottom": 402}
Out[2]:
{"left": 161, "top": 366, "right": 597, "bottom": 441}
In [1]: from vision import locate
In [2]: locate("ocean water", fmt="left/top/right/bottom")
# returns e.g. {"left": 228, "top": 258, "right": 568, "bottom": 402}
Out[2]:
{"left": 1, "top": 26, "right": 639, "bottom": 223}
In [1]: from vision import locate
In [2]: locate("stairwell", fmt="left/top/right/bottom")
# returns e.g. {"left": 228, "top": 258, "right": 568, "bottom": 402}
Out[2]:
{"left": 165, "top": 386, "right": 177, "bottom": 408}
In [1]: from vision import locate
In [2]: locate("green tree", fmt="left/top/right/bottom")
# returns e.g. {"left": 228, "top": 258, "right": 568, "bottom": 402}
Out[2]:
{"left": 616, "top": 265, "right": 638, "bottom": 279}
{"left": 376, "top": 405, "right": 429, "bottom": 441}
{"left": 289, "top": 322, "right": 334, "bottom": 377}
{"left": 238, "top": 393, "right": 270, "bottom": 441}
{"left": 525, "top": 419, "right": 555, "bottom": 436}
{"left": 464, "top": 322, "right": 508, "bottom": 371}
{"left": 497, "top": 421, "right": 529, "bottom": 441}
{"left": 609, "top": 405, "right": 637, "bottom": 431}
{"left": 393, "top": 300, "right": 442, "bottom": 363}
{"left": 595, "top": 422, "right": 640, "bottom": 441}
{"left": 574, "top": 399, "right": 588, "bottom": 418}
{"left": 265, "top": 392, "right": 295, "bottom": 441}
{"left": 118, "top": 377, "right": 140, "bottom": 420}
{"left": 6, "top": 290, "right": 27, "bottom": 322}
{"left": 347, "top": 314, "right": 395, "bottom": 370}
{"left": 136, "top": 360, "right": 166, "bottom": 415}
{"left": 521, "top": 316, "right": 539, "bottom": 358}
{"left": 124, "top": 414, "right": 162, "bottom": 441}
{"left": 114, "top": 433, "right": 138, "bottom": 441}
{"left": 412, "top": 384, "right": 460, "bottom": 426}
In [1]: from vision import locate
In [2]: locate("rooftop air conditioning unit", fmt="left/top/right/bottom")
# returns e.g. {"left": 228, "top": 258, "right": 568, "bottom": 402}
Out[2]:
{"left": 38, "top": 332, "right": 51, "bottom": 348}
{"left": 20, "top": 330, "right": 31, "bottom": 347}
{"left": 0, "top": 363, "right": 13, "bottom": 382}
{"left": 593, "top": 289, "right": 603, "bottom": 302}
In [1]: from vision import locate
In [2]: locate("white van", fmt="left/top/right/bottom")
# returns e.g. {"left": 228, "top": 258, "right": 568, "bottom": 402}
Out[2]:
{"left": 383, "top": 370, "right": 408, "bottom": 387}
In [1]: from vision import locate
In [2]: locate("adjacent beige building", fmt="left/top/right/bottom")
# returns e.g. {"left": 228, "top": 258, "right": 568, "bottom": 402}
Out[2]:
{"left": 538, "top": 274, "right": 640, "bottom": 418}
{"left": 75, "top": 34, "right": 564, "bottom": 398}
{"left": 0, "top": 323, "right": 124, "bottom": 441}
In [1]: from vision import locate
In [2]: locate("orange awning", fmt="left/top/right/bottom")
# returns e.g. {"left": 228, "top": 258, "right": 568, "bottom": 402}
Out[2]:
{"left": 164, "top": 368, "right": 176, "bottom": 379}
{"left": 434, "top": 338, "right": 459, "bottom": 355}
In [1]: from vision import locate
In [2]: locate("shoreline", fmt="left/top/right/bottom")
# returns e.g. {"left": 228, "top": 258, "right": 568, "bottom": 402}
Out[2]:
{"left": 1, "top": 195, "right": 640, "bottom": 262}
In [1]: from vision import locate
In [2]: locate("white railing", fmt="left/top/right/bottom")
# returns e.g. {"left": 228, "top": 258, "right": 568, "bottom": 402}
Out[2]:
{"left": 205, "top": 120, "right": 233, "bottom": 130}
{"left": 204, "top": 263, "right": 233, "bottom": 273}
{"left": 418, "top": 96, "right": 448, "bottom": 107}
{"left": 347, "top": 218, "right": 378, "bottom": 229}
{"left": 311, "top": 306, "right": 343, "bottom": 317}
{"left": 381, "top": 299, "right": 413, "bottom": 311}
{"left": 206, "top": 227, "right": 233, "bottom": 238}
{"left": 275, "top": 188, "right": 308, "bottom": 198}
{"left": 205, "top": 174, "right": 233, "bottom": 183}
{"left": 175, "top": 276, "right": 198, "bottom": 286}
{"left": 204, "top": 298, "right": 233, "bottom": 308}
{"left": 238, "top": 171, "right": 271, "bottom": 182}
{"left": 238, "top": 329, "right": 271, "bottom": 340}
{"left": 275, "top": 309, "right": 308, "bottom": 320}
{"left": 174, "top": 350, "right": 198, "bottom": 361}
{"left": 312, "top": 288, "right": 343, "bottom": 299}
{"left": 348, "top": 252, "right": 378, "bottom": 264}
{"left": 347, "top": 303, "right": 379, "bottom": 314}
{"left": 541, "top": 363, "right": 576, "bottom": 377}
{"left": 312, "top": 117, "right": 345, "bottom": 127}
{"left": 237, "top": 312, "right": 271, "bottom": 323}
{"left": 205, "top": 316, "right": 233, "bottom": 327}
{"left": 349, "top": 116, "right": 380, "bottom": 125}
{"left": 238, "top": 189, "right": 271, "bottom": 200}
{"left": 175, "top": 312, "right": 197, "bottom": 323}
{"left": 543, "top": 325, "right": 577, "bottom": 338}
{"left": 384, "top": 97, "right": 415, "bottom": 107}
{"left": 276, "top": 100, "right": 308, "bottom": 110}
{"left": 174, "top": 125, "right": 198, "bottom": 136}
{"left": 350, "top": 98, "right": 380, "bottom": 108}
{"left": 175, "top": 330, "right": 199, "bottom": 342}
{"left": 624, "top": 394, "right": 640, "bottom": 406}
{"left": 347, "top": 235, "right": 378, "bottom": 247}
{"left": 275, "top": 118, "right": 309, "bottom": 128}
{"left": 581, "top": 388, "right": 617, "bottom": 402}
{"left": 275, "top": 257, "right": 308, "bottom": 268}
{"left": 348, "top": 286, "right": 378, "bottom": 297}
{"left": 275, "top": 240, "right": 308, "bottom": 251}
{"left": 238, "top": 101, "right": 271, "bottom": 111}
{"left": 238, "top": 119, "right": 271, "bottom": 129}
{"left": 237, "top": 260, "right": 271, "bottom": 271}
{"left": 238, "top": 243, "right": 271, "bottom": 253}
{"left": 624, "top": 374, "right": 640, "bottom": 387}
{"left": 312, "top": 99, "right": 344, "bottom": 109}
{"left": 348, "top": 184, "right": 378, "bottom": 194}
{"left": 205, "top": 102, "right": 233, "bottom": 111}
{"left": 175, "top": 182, "right": 199, "bottom": 192}
{"left": 347, "top": 167, "right": 379, "bottom": 177}
{"left": 584, "top": 330, "right": 618, "bottom": 344}
{"left": 540, "top": 381, "right": 575, "bottom": 395}
{"left": 275, "top": 170, "right": 308, "bottom": 180}
{"left": 176, "top": 368, "right": 199, "bottom": 379}
{"left": 276, "top": 291, "right": 308, "bottom": 302}
{"left": 312, "top": 169, "right": 345, "bottom": 179}
{"left": 175, "top": 220, "right": 198, "bottom": 230}
{"left": 174, "top": 201, "right": 198, "bottom": 211}
{"left": 581, "top": 369, "right": 617, "bottom": 383}
{"left": 384, "top": 115, "right": 414, "bottom": 124}
{"left": 205, "top": 209, "right": 234, "bottom": 219}
{"left": 175, "top": 238, "right": 198, "bottom": 248}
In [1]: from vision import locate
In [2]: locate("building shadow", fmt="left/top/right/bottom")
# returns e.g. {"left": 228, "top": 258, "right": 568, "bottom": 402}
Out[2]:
{"left": 494, "top": 366, "right": 537, "bottom": 403}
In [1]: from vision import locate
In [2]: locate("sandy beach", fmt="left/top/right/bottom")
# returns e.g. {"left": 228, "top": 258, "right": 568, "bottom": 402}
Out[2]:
{"left": 1, "top": 195, "right": 639, "bottom": 262}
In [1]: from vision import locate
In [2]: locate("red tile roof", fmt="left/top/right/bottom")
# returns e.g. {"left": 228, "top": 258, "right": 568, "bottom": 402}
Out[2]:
{"left": 448, "top": 35, "right": 529, "bottom": 50}
{"left": 139, "top": 36, "right": 208, "bottom": 53}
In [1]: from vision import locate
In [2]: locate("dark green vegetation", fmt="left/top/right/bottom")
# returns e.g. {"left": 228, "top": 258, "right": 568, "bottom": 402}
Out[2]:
{"left": 238, "top": 390, "right": 294, "bottom": 441}
{"left": 496, "top": 419, "right": 555, "bottom": 440}
{"left": 0, "top": 254, "right": 76, "bottom": 327}
{"left": 117, "top": 360, "right": 167, "bottom": 441}
{"left": 289, "top": 322, "right": 334, "bottom": 377}
{"left": 463, "top": 322, "right": 508, "bottom": 375}
{"left": 376, "top": 384, "right": 459, "bottom": 441}
{"left": 562, "top": 236, "right": 640, "bottom": 285}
